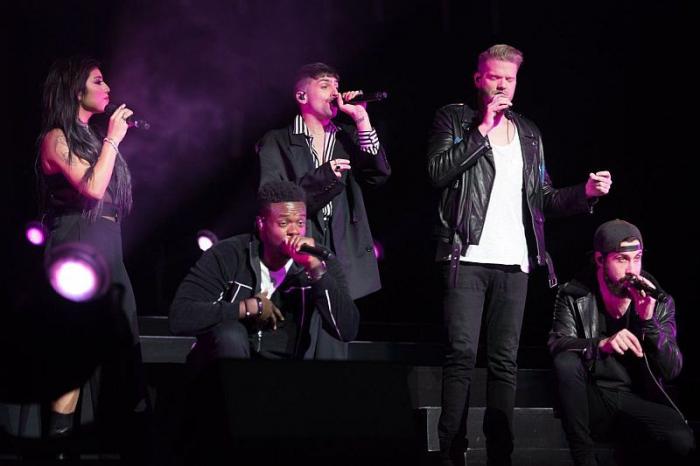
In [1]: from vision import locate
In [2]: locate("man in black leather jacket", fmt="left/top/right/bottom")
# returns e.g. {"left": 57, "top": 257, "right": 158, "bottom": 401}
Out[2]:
{"left": 549, "top": 219, "right": 694, "bottom": 465}
{"left": 427, "top": 44, "right": 613, "bottom": 466}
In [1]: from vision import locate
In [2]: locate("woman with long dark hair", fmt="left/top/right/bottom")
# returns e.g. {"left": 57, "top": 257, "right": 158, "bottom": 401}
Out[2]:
{"left": 37, "top": 56, "right": 144, "bottom": 446}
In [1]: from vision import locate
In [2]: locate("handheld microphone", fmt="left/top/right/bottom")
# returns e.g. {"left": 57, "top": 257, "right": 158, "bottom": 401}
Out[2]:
{"left": 346, "top": 91, "right": 389, "bottom": 104}
{"left": 299, "top": 244, "right": 334, "bottom": 260}
{"left": 493, "top": 91, "right": 514, "bottom": 119}
{"left": 105, "top": 103, "right": 151, "bottom": 130}
{"left": 623, "top": 274, "right": 667, "bottom": 302}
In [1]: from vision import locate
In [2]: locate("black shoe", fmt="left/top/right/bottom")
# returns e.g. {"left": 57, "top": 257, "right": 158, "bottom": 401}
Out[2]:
{"left": 48, "top": 411, "right": 77, "bottom": 460}
{"left": 439, "top": 449, "right": 465, "bottom": 466}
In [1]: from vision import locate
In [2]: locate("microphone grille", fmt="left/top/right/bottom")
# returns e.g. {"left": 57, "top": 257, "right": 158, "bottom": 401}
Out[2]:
{"left": 104, "top": 103, "right": 118, "bottom": 115}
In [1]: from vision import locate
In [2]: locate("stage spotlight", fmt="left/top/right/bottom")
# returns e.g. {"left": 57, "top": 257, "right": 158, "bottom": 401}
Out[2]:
{"left": 197, "top": 230, "right": 218, "bottom": 251}
{"left": 25, "top": 221, "right": 47, "bottom": 246}
{"left": 45, "top": 243, "right": 110, "bottom": 302}
{"left": 373, "top": 240, "right": 384, "bottom": 261}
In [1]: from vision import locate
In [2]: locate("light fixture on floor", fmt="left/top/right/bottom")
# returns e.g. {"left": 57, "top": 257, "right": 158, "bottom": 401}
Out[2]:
{"left": 45, "top": 242, "right": 110, "bottom": 302}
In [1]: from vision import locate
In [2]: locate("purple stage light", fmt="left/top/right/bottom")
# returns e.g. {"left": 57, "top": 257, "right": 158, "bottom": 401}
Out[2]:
{"left": 45, "top": 243, "right": 110, "bottom": 302}
{"left": 49, "top": 259, "right": 98, "bottom": 302}
{"left": 25, "top": 221, "right": 47, "bottom": 246}
{"left": 197, "top": 230, "right": 218, "bottom": 251}
{"left": 373, "top": 240, "right": 384, "bottom": 261}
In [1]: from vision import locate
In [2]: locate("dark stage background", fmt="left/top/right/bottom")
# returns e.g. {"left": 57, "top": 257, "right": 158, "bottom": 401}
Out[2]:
{"left": 5, "top": 0, "right": 696, "bottom": 417}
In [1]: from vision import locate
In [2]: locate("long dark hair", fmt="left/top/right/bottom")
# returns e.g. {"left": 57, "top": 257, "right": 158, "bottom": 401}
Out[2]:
{"left": 37, "top": 56, "right": 132, "bottom": 221}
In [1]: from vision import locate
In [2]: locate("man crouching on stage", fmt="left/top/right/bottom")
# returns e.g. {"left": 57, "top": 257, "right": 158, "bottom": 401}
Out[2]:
{"left": 549, "top": 219, "right": 694, "bottom": 465}
{"left": 169, "top": 180, "right": 359, "bottom": 362}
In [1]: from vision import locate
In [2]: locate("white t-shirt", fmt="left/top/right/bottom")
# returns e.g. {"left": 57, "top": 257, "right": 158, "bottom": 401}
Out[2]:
{"left": 461, "top": 125, "right": 530, "bottom": 273}
{"left": 259, "top": 259, "right": 294, "bottom": 298}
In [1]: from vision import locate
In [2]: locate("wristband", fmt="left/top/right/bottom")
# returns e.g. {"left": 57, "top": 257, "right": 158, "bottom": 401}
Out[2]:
{"left": 244, "top": 297, "right": 263, "bottom": 318}
{"left": 103, "top": 137, "right": 120, "bottom": 154}
{"left": 306, "top": 261, "right": 327, "bottom": 283}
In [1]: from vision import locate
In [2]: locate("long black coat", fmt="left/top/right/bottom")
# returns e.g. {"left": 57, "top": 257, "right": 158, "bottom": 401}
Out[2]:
{"left": 257, "top": 122, "right": 390, "bottom": 299}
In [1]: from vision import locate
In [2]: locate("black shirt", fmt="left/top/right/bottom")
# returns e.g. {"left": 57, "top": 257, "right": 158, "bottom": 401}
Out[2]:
{"left": 593, "top": 297, "right": 644, "bottom": 391}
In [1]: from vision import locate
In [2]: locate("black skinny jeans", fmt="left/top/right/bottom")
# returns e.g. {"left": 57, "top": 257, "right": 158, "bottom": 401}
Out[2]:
{"left": 553, "top": 351, "right": 694, "bottom": 466}
{"left": 438, "top": 262, "right": 528, "bottom": 466}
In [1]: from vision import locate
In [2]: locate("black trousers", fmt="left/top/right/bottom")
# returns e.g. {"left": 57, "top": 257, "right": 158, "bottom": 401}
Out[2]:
{"left": 190, "top": 319, "right": 252, "bottom": 363}
{"left": 46, "top": 214, "right": 140, "bottom": 344}
{"left": 553, "top": 352, "right": 695, "bottom": 466}
{"left": 438, "top": 263, "right": 528, "bottom": 466}
{"left": 44, "top": 214, "right": 148, "bottom": 456}
{"left": 189, "top": 319, "right": 294, "bottom": 367}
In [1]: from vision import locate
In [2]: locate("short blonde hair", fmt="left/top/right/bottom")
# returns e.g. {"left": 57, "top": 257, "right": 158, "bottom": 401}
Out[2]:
{"left": 477, "top": 44, "right": 524, "bottom": 70}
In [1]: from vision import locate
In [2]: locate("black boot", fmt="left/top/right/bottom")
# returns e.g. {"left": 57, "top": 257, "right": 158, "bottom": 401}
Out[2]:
{"left": 49, "top": 411, "right": 74, "bottom": 438}
{"left": 48, "top": 411, "right": 76, "bottom": 460}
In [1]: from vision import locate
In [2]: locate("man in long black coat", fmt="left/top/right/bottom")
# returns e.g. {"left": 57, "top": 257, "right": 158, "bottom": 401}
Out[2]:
{"left": 257, "top": 62, "right": 390, "bottom": 300}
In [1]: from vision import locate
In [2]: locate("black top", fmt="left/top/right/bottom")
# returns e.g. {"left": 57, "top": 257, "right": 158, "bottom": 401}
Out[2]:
{"left": 593, "top": 297, "right": 644, "bottom": 391}
{"left": 43, "top": 172, "right": 120, "bottom": 219}
{"left": 245, "top": 271, "right": 303, "bottom": 359}
{"left": 40, "top": 123, "right": 128, "bottom": 220}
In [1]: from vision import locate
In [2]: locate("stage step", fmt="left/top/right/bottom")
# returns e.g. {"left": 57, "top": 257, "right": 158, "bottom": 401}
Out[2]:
{"left": 137, "top": 316, "right": 552, "bottom": 367}
{"left": 417, "top": 407, "right": 577, "bottom": 465}
{"left": 141, "top": 335, "right": 194, "bottom": 364}
{"left": 417, "top": 407, "right": 568, "bottom": 452}
{"left": 138, "top": 335, "right": 445, "bottom": 365}
{"left": 461, "top": 447, "right": 574, "bottom": 466}
{"left": 409, "top": 367, "right": 555, "bottom": 408}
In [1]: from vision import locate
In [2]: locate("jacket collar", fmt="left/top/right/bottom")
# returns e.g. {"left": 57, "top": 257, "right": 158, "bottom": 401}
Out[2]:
{"left": 462, "top": 107, "right": 538, "bottom": 175}
{"left": 562, "top": 274, "right": 596, "bottom": 299}
{"left": 292, "top": 114, "right": 339, "bottom": 136}
{"left": 247, "top": 234, "right": 263, "bottom": 292}
{"left": 563, "top": 268, "right": 661, "bottom": 299}
{"left": 563, "top": 268, "right": 660, "bottom": 340}
{"left": 289, "top": 116, "right": 340, "bottom": 146}
{"left": 560, "top": 268, "right": 599, "bottom": 339}
{"left": 510, "top": 113, "right": 538, "bottom": 179}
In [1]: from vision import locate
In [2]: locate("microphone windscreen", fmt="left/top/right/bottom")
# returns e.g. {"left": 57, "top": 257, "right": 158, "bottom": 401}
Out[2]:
{"left": 104, "top": 103, "right": 118, "bottom": 115}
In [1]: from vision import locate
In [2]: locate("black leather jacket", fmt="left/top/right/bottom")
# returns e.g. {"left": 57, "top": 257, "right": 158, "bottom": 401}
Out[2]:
{"left": 548, "top": 270, "right": 682, "bottom": 389}
{"left": 427, "top": 103, "right": 591, "bottom": 286}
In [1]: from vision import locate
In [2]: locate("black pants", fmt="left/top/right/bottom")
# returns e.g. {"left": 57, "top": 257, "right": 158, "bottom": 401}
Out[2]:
{"left": 189, "top": 319, "right": 252, "bottom": 364}
{"left": 553, "top": 352, "right": 695, "bottom": 466}
{"left": 188, "top": 319, "right": 293, "bottom": 368}
{"left": 438, "top": 263, "right": 528, "bottom": 466}
{"left": 45, "top": 214, "right": 147, "bottom": 454}
{"left": 46, "top": 214, "right": 140, "bottom": 344}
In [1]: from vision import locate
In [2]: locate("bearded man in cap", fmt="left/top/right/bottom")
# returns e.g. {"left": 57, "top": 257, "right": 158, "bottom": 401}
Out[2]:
{"left": 548, "top": 219, "right": 694, "bottom": 465}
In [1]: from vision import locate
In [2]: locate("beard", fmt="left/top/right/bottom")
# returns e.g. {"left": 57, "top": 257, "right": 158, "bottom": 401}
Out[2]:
{"left": 603, "top": 268, "right": 630, "bottom": 298}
